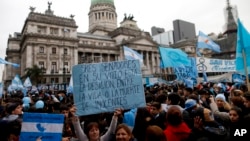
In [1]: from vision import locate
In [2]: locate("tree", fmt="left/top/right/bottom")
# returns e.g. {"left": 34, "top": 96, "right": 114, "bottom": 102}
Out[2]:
{"left": 24, "top": 65, "right": 45, "bottom": 85}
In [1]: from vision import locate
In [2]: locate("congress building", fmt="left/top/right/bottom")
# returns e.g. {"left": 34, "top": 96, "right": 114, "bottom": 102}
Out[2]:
{"left": 2, "top": 0, "right": 161, "bottom": 88}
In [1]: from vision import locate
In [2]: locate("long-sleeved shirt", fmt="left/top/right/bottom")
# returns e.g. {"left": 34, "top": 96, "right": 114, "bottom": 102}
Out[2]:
{"left": 73, "top": 116, "right": 118, "bottom": 141}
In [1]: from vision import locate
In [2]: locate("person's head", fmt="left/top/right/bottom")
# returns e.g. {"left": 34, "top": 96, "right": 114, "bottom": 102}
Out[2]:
{"left": 6, "top": 102, "right": 23, "bottom": 115}
{"left": 150, "top": 102, "right": 161, "bottom": 117}
{"left": 115, "top": 124, "right": 133, "bottom": 141}
{"left": 230, "top": 96, "right": 244, "bottom": 109}
{"left": 167, "top": 93, "right": 180, "bottom": 105}
{"left": 145, "top": 125, "right": 167, "bottom": 141}
{"left": 184, "top": 99, "right": 197, "bottom": 111}
{"left": 84, "top": 122, "right": 100, "bottom": 141}
{"left": 184, "top": 87, "right": 193, "bottom": 97}
{"left": 229, "top": 106, "right": 243, "bottom": 123}
{"left": 166, "top": 105, "right": 182, "bottom": 126}
{"left": 215, "top": 94, "right": 226, "bottom": 108}
{"left": 155, "top": 94, "right": 167, "bottom": 104}
{"left": 243, "top": 92, "right": 250, "bottom": 108}
{"left": 60, "top": 105, "right": 69, "bottom": 118}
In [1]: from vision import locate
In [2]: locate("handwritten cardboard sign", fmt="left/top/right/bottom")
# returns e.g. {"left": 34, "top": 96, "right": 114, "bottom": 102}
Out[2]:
{"left": 72, "top": 60, "right": 146, "bottom": 116}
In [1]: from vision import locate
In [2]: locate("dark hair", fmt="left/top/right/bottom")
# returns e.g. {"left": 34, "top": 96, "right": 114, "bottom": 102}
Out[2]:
{"left": 188, "top": 94, "right": 199, "bottom": 104}
{"left": 145, "top": 125, "right": 167, "bottom": 141}
{"left": 166, "top": 105, "right": 183, "bottom": 126}
{"left": 230, "top": 106, "right": 243, "bottom": 121}
{"left": 150, "top": 102, "right": 161, "bottom": 110}
{"left": 167, "top": 93, "right": 180, "bottom": 105}
{"left": 156, "top": 94, "right": 167, "bottom": 104}
{"left": 185, "top": 87, "right": 193, "bottom": 94}
{"left": 6, "top": 103, "right": 20, "bottom": 114}
{"left": 243, "top": 91, "right": 250, "bottom": 101}
{"left": 84, "top": 122, "right": 99, "bottom": 139}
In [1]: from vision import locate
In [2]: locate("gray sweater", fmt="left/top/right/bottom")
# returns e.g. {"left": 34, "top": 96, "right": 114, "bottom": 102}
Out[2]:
{"left": 73, "top": 116, "right": 118, "bottom": 141}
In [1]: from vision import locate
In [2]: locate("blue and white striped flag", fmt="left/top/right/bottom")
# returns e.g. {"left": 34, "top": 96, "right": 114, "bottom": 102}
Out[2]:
{"left": 123, "top": 46, "right": 143, "bottom": 64}
{"left": 20, "top": 113, "right": 64, "bottom": 141}
{"left": 0, "top": 57, "right": 20, "bottom": 67}
{"left": 197, "top": 31, "right": 221, "bottom": 53}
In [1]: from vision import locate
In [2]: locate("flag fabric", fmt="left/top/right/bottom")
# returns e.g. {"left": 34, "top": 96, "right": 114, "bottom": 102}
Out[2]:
{"left": 67, "top": 76, "right": 73, "bottom": 94}
{"left": 236, "top": 19, "right": 250, "bottom": 75}
{"left": 20, "top": 113, "right": 64, "bottom": 141}
{"left": 197, "top": 31, "right": 221, "bottom": 53}
{"left": 0, "top": 83, "right": 3, "bottom": 98}
{"left": 123, "top": 46, "right": 143, "bottom": 64}
{"left": 23, "top": 77, "right": 32, "bottom": 88}
{"left": 11, "top": 74, "right": 23, "bottom": 90}
{"left": 159, "top": 47, "right": 191, "bottom": 68}
{"left": 0, "top": 58, "right": 20, "bottom": 67}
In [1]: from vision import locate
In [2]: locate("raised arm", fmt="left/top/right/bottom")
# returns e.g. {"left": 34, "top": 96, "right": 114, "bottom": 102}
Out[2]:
{"left": 101, "top": 109, "right": 122, "bottom": 141}
{"left": 72, "top": 116, "right": 88, "bottom": 141}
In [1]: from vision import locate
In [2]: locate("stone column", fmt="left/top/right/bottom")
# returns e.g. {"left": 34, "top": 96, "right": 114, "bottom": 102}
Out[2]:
{"left": 107, "top": 54, "right": 110, "bottom": 62}
{"left": 156, "top": 54, "right": 160, "bottom": 74}
{"left": 151, "top": 51, "right": 155, "bottom": 74}
{"left": 91, "top": 53, "right": 94, "bottom": 63}
{"left": 146, "top": 51, "right": 149, "bottom": 68}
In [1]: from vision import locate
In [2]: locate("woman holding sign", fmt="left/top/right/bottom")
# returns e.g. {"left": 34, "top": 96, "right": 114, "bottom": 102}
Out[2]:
{"left": 72, "top": 109, "right": 122, "bottom": 141}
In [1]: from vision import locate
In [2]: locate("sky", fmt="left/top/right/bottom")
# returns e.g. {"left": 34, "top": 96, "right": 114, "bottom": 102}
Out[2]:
{"left": 0, "top": 0, "right": 249, "bottom": 81}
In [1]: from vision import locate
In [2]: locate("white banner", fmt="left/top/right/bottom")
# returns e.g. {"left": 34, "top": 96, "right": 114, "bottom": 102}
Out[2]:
{"left": 196, "top": 57, "right": 236, "bottom": 73}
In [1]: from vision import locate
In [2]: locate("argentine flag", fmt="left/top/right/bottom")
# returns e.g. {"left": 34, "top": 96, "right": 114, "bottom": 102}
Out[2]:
{"left": 123, "top": 46, "right": 143, "bottom": 64}
{"left": 197, "top": 31, "right": 221, "bottom": 53}
{"left": 20, "top": 113, "right": 64, "bottom": 141}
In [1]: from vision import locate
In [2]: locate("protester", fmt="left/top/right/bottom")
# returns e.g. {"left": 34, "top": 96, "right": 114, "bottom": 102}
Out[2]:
{"left": 115, "top": 124, "right": 136, "bottom": 141}
{"left": 145, "top": 125, "right": 167, "bottom": 141}
{"left": 72, "top": 109, "right": 122, "bottom": 141}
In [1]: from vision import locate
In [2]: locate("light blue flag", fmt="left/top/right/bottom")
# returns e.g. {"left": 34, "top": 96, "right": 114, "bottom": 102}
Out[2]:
{"left": 0, "top": 58, "right": 20, "bottom": 68}
{"left": 23, "top": 77, "right": 32, "bottom": 88}
{"left": 0, "top": 83, "right": 3, "bottom": 98}
{"left": 236, "top": 19, "right": 250, "bottom": 75}
{"left": 123, "top": 46, "right": 143, "bottom": 64}
{"left": 12, "top": 74, "right": 23, "bottom": 90}
{"left": 174, "top": 57, "right": 197, "bottom": 81}
{"left": 20, "top": 113, "right": 64, "bottom": 141}
{"left": 232, "top": 73, "right": 246, "bottom": 83}
{"left": 197, "top": 31, "right": 221, "bottom": 53}
{"left": 184, "top": 79, "right": 194, "bottom": 88}
{"left": 159, "top": 47, "right": 191, "bottom": 68}
{"left": 67, "top": 76, "right": 73, "bottom": 94}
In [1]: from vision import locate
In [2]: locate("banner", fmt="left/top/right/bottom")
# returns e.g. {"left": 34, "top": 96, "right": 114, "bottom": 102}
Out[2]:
{"left": 20, "top": 113, "right": 64, "bottom": 141}
{"left": 174, "top": 57, "right": 197, "bottom": 80}
{"left": 196, "top": 57, "right": 235, "bottom": 73}
{"left": 72, "top": 60, "right": 146, "bottom": 116}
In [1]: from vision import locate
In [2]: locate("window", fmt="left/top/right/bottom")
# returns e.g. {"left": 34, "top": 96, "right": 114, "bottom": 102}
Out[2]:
{"left": 62, "top": 29, "right": 70, "bottom": 37}
{"left": 38, "top": 62, "right": 44, "bottom": 68}
{"left": 50, "top": 27, "right": 59, "bottom": 35}
{"left": 64, "top": 48, "right": 68, "bottom": 55}
{"left": 37, "top": 26, "right": 46, "bottom": 34}
{"left": 51, "top": 62, "right": 57, "bottom": 73}
{"left": 50, "top": 78, "right": 59, "bottom": 83}
{"left": 98, "top": 42, "right": 103, "bottom": 46}
{"left": 64, "top": 62, "right": 69, "bottom": 72}
{"left": 52, "top": 48, "right": 56, "bottom": 54}
{"left": 39, "top": 47, "right": 44, "bottom": 53}
{"left": 83, "top": 41, "right": 88, "bottom": 44}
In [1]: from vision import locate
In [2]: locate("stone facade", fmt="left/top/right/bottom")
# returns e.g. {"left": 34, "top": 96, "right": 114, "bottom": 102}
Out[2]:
{"left": 2, "top": 0, "right": 160, "bottom": 88}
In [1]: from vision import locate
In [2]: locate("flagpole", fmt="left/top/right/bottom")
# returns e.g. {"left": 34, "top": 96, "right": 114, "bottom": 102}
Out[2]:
{"left": 242, "top": 49, "right": 250, "bottom": 90}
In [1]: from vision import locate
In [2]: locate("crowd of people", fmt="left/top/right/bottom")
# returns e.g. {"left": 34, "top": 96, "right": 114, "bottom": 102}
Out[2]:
{"left": 0, "top": 81, "right": 250, "bottom": 141}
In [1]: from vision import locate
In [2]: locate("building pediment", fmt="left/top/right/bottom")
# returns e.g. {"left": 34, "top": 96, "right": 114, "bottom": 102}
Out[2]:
{"left": 124, "top": 36, "right": 158, "bottom": 47}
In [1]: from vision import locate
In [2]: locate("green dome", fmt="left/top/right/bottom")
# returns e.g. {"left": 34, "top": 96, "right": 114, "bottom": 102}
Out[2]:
{"left": 91, "top": 0, "right": 114, "bottom": 5}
